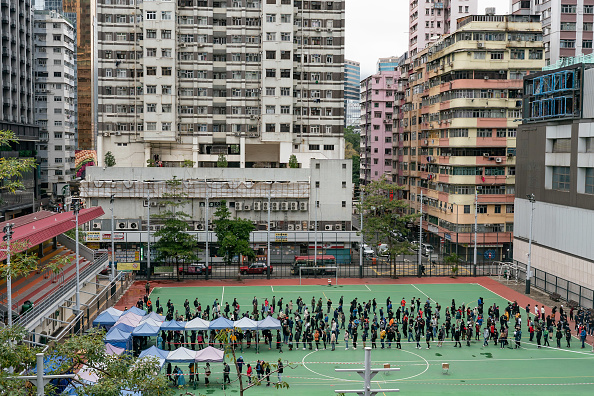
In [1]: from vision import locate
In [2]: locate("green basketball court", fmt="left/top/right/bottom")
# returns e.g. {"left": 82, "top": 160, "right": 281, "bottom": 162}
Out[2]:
{"left": 147, "top": 283, "right": 594, "bottom": 395}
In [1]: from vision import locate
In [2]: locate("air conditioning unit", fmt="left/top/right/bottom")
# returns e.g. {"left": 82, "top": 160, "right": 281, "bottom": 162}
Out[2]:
{"left": 115, "top": 131, "right": 121, "bottom": 136}
{"left": 477, "top": 42, "right": 484, "bottom": 48}
{"left": 287, "top": 224, "right": 295, "bottom": 231}
{"left": 324, "top": 224, "right": 333, "bottom": 231}
{"left": 315, "top": 27, "right": 321, "bottom": 32}
{"left": 280, "top": 202, "right": 289, "bottom": 211}
{"left": 499, "top": 70, "right": 505, "bottom": 75}
{"left": 195, "top": 223, "right": 204, "bottom": 231}
{"left": 290, "top": 202, "right": 298, "bottom": 211}
{"left": 149, "top": 225, "right": 158, "bottom": 231}
{"left": 483, "top": 153, "right": 490, "bottom": 157}
{"left": 250, "top": 115, "right": 257, "bottom": 120}
{"left": 179, "top": 43, "right": 187, "bottom": 48}
{"left": 271, "top": 202, "right": 279, "bottom": 211}
{"left": 439, "top": 64, "right": 444, "bottom": 70}
{"left": 484, "top": 224, "right": 492, "bottom": 227}
{"left": 117, "top": 222, "right": 128, "bottom": 230}
{"left": 507, "top": 153, "right": 513, "bottom": 158}
{"left": 495, "top": 157, "right": 502, "bottom": 163}
{"left": 254, "top": 202, "right": 261, "bottom": 211}
{"left": 335, "top": 224, "right": 342, "bottom": 231}
{"left": 262, "top": 201, "right": 269, "bottom": 211}
{"left": 235, "top": 202, "right": 243, "bottom": 211}
{"left": 269, "top": 221, "right": 276, "bottom": 230}
{"left": 295, "top": 224, "right": 302, "bottom": 231}
{"left": 299, "top": 202, "right": 308, "bottom": 211}
{"left": 150, "top": 201, "right": 158, "bottom": 207}
{"left": 92, "top": 222, "right": 102, "bottom": 230}
{"left": 158, "top": 202, "right": 166, "bottom": 207}
{"left": 128, "top": 221, "right": 140, "bottom": 230}
{"left": 243, "top": 203, "right": 252, "bottom": 211}
{"left": 327, "top": 28, "right": 332, "bottom": 32}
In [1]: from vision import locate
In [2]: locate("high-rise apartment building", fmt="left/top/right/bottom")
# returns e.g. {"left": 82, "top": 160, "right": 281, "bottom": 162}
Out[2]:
{"left": 0, "top": 0, "right": 39, "bottom": 218}
{"left": 360, "top": 70, "right": 399, "bottom": 184}
{"left": 34, "top": 10, "right": 77, "bottom": 196}
{"left": 96, "top": 0, "right": 345, "bottom": 169}
{"left": 512, "top": 0, "right": 594, "bottom": 65}
{"left": 377, "top": 56, "right": 399, "bottom": 72}
{"left": 409, "top": 0, "right": 478, "bottom": 57}
{"left": 395, "top": 14, "right": 544, "bottom": 260}
{"left": 344, "top": 59, "right": 360, "bottom": 128}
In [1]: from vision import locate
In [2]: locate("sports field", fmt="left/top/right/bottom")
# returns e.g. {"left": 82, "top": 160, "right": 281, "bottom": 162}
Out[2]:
{"left": 146, "top": 282, "right": 594, "bottom": 395}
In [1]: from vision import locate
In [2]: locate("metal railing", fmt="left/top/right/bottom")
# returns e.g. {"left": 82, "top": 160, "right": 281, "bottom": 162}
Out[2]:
{"left": 58, "top": 233, "right": 95, "bottom": 261}
{"left": 14, "top": 253, "right": 109, "bottom": 328}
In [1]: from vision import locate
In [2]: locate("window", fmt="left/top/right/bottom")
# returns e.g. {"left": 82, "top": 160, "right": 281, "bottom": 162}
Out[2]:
{"left": 161, "top": 48, "right": 172, "bottom": 58}
{"left": 146, "top": 48, "right": 156, "bottom": 57}
{"left": 281, "top": 32, "right": 291, "bottom": 41}
{"left": 342, "top": 201, "right": 346, "bottom": 208}
{"left": 560, "top": 40, "right": 576, "bottom": 48}
{"left": 265, "top": 123, "right": 276, "bottom": 132}
{"left": 162, "top": 67, "right": 172, "bottom": 76}
{"left": 147, "top": 103, "right": 156, "bottom": 112}
{"left": 146, "top": 122, "right": 157, "bottom": 131}
{"left": 323, "top": 145, "right": 334, "bottom": 150}
{"left": 561, "top": 4, "right": 577, "bottom": 13}
{"left": 266, "top": 13, "right": 277, "bottom": 22}
{"left": 506, "top": 205, "right": 515, "bottom": 213}
{"left": 280, "top": 105, "right": 290, "bottom": 114}
{"left": 146, "top": 66, "right": 156, "bottom": 76}
{"left": 477, "top": 129, "right": 492, "bottom": 138}
{"left": 161, "top": 11, "right": 172, "bottom": 20}
{"left": 586, "top": 168, "right": 594, "bottom": 194}
{"left": 315, "top": 181, "right": 320, "bottom": 188}
{"left": 490, "top": 52, "right": 504, "bottom": 60}
{"left": 281, "top": 14, "right": 291, "bottom": 23}
{"left": 266, "top": 105, "right": 275, "bottom": 114}
{"left": 584, "top": 40, "right": 593, "bottom": 49}
{"left": 552, "top": 166, "right": 570, "bottom": 191}
{"left": 265, "top": 69, "right": 276, "bottom": 77}
{"left": 477, "top": 205, "right": 487, "bottom": 214}
{"left": 266, "top": 50, "right": 276, "bottom": 59}
{"left": 162, "top": 122, "right": 171, "bottom": 131}
{"left": 146, "top": 11, "right": 156, "bottom": 20}
{"left": 161, "top": 30, "right": 172, "bottom": 39}
{"left": 280, "top": 87, "right": 291, "bottom": 96}
{"left": 266, "top": 32, "right": 276, "bottom": 41}
{"left": 309, "top": 145, "right": 320, "bottom": 150}
{"left": 162, "top": 85, "right": 172, "bottom": 94}
{"left": 342, "top": 181, "right": 347, "bottom": 188}
{"left": 510, "top": 49, "right": 525, "bottom": 60}
{"left": 494, "top": 205, "right": 501, "bottom": 214}
{"left": 146, "top": 29, "right": 156, "bottom": 39}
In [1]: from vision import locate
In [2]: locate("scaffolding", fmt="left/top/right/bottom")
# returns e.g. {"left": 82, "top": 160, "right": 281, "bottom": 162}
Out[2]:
{"left": 80, "top": 180, "right": 310, "bottom": 200}
{"left": 526, "top": 67, "right": 581, "bottom": 121}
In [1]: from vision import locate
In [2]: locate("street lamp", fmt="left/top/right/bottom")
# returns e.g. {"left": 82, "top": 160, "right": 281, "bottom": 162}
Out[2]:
{"left": 473, "top": 188, "right": 478, "bottom": 277}
{"left": 205, "top": 191, "right": 209, "bottom": 281}
{"left": 72, "top": 198, "right": 81, "bottom": 312}
{"left": 418, "top": 190, "right": 423, "bottom": 277}
{"left": 267, "top": 195, "right": 271, "bottom": 280}
{"left": 526, "top": 193, "right": 535, "bottom": 295}
{"left": 359, "top": 191, "right": 363, "bottom": 279}
{"left": 146, "top": 191, "right": 151, "bottom": 282}
{"left": 109, "top": 194, "right": 115, "bottom": 281}
{"left": 2, "top": 223, "right": 14, "bottom": 327}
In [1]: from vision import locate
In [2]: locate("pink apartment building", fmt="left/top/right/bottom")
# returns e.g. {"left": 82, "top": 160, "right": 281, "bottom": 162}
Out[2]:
{"left": 360, "top": 71, "right": 400, "bottom": 184}
{"left": 409, "top": 0, "right": 478, "bottom": 56}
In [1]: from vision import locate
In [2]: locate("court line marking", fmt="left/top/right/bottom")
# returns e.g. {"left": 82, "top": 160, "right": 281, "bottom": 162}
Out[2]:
{"left": 365, "top": 284, "right": 371, "bottom": 291}
{"left": 411, "top": 284, "right": 435, "bottom": 302}
{"left": 221, "top": 286, "right": 225, "bottom": 304}
{"left": 271, "top": 285, "right": 274, "bottom": 293}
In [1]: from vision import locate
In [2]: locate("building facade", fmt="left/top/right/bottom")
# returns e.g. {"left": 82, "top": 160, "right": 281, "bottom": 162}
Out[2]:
{"left": 80, "top": 159, "right": 353, "bottom": 231}
{"left": 34, "top": 10, "right": 77, "bottom": 197}
{"left": 377, "top": 56, "right": 399, "bottom": 72}
{"left": 409, "top": 0, "right": 478, "bottom": 57}
{"left": 344, "top": 59, "right": 360, "bottom": 129}
{"left": 95, "top": 0, "right": 345, "bottom": 169}
{"left": 395, "top": 14, "right": 544, "bottom": 260}
{"left": 360, "top": 70, "right": 399, "bottom": 184}
{"left": 0, "top": 0, "right": 39, "bottom": 218}
{"left": 512, "top": 0, "right": 594, "bottom": 65}
{"left": 515, "top": 61, "right": 594, "bottom": 291}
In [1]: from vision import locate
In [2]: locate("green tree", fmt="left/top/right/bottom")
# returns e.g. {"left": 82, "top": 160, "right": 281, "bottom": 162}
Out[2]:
{"left": 288, "top": 154, "right": 299, "bottom": 168}
{"left": 359, "top": 176, "right": 417, "bottom": 278}
{"left": 217, "top": 153, "right": 228, "bottom": 168}
{"left": 445, "top": 253, "right": 462, "bottom": 277}
{"left": 104, "top": 151, "right": 116, "bottom": 167}
{"left": 214, "top": 329, "right": 292, "bottom": 396}
{"left": 213, "top": 201, "right": 255, "bottom": 273}
{"left": 0, "top": 130, "right": 37, "bottom": 194}
{"left": 153, "top": 177, "right": 199, "bottom": 281}
{"left": 344, "top": 126, "right": 360, "bottom": 155}
{"left": 352, "top": 154, "right": 360, "bottom": 190}
{"left": 0, "top": 327, "right": 173, "bottom": 396}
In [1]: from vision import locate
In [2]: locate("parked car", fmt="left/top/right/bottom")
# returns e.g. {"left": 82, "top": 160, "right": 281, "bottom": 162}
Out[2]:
{"left": 240, "top": 262, "right": 273, "bottom": 275}
{"left": 378, "top": 244, "right": 389, "bottom": 257}
{"left": 421, "top": 243, "right": 434, "bottom": 256}
{"left": 362, "top": 244, "right": 375, "bottom": 258}
{"left": 179, "top": 263, "right": 212, "bottom": 275}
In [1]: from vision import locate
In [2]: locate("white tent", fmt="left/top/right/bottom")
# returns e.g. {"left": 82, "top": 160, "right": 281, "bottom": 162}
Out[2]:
{"left": 195, "top": 346, "right": 224, "bottom": 363}
{"left": 234, "top": 317, "right": 258, "bottom": 330}
{"left": 115, "top": 313, "right": 142, "bottom": 328}
{"left": 166, "top": 347, "right": 198, "bottom": 363}
{"left": 138, "top": 317, "right": 162, "bottom": 328}
{"left": 185, "top": 317, "right": 210, "bottom": 331}
{"left": 105, "top": 307, "right": 123, "bottom": 317}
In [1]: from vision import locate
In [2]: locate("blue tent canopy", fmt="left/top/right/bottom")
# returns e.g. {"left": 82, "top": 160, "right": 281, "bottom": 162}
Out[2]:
{"left": 132, "top": 322, "right": 161, "bottom": 337}
{"left": 160, "top": 320, "right": 187, "bottom": 331}
{"left": 209, "top": 316, "right": 234, "bottom": 330}
{"left": 138, "top": 345, "right": 170, "bottom": 360}
{"left": 105, "top": 327, "right": 133, "bottom": 350}
{"left": 111, "top": 323, "right": 135, "bottom": 334}
{"left": 121, "top": 306, "right": 145, "bottom": 316}
{"left": 257, "top": 316, "right": 282, "bottom": 330}
{"left": 142, "top": 312, "right": 165, "bottom": 322}
{"left": 93, "top": 311, "right": 119, "bottom": 327}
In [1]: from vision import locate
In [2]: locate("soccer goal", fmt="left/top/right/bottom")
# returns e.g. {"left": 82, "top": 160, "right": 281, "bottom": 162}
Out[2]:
{"left": 497, "top": 261, "right": 519, "bottom": 284}
{"left": 298, "top": 267, "right": 338, "bottom": 286}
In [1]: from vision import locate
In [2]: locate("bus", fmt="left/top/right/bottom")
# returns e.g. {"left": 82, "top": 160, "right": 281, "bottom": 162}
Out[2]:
{"left": 292, "top": 255, "right": 336, "bottom": 275}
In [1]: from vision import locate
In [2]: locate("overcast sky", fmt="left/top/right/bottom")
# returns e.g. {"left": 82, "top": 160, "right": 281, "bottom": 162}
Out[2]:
{"left": 346, "top": 0, "right": 510, "bottom": 79}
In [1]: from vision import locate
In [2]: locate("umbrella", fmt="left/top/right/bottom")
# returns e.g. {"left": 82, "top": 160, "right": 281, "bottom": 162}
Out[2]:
{"left": 161, "top": 320, "right": 187, "bottom": 331}
{"left": 209, "top": 316, "right": 234, "bottom": 330}
{"left": 166, "top": 347, "right": 198, "bottom": 363}
{"left": 233, "top": 317, "right": 258, "bottom": 330}
{"left": 185, "top": 317, "right": 210, "bottom": 331}
{"left": 257, "top": 316, "right": 281, "bottom": 330}
{"left": 195, "top": 346, "right": 224, "bottom": 363}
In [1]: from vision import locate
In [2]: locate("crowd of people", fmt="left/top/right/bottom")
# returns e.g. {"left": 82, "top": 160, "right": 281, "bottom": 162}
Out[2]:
{"left": 129, "top": 283, "right": 592, "bottom": 389}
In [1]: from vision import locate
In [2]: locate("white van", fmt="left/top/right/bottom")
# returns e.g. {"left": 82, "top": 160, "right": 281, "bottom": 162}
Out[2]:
{"left": 421, "top": 243, "right": 434, "bottom": 256}
{"left": 362, "top": 244, "right": 375, "bottom": 258}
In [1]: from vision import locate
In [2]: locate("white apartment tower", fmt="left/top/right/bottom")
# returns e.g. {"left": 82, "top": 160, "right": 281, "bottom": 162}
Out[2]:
{"left": 96, "top": 0, "right": 345, "bottom": 169}
{"left": 409, "top": 0, "right": 478, "bottom": 56}
{"left": 34, "top": 10, "right": 77, "bottom": 195}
